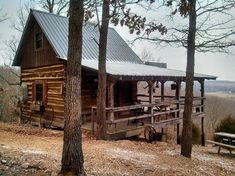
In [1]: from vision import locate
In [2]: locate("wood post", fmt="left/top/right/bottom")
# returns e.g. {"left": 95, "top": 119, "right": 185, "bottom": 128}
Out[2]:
{"left": 200, "top": 79, "right": 205, "bottom": 146}
{"left": 201, "top": 116, "right": 205, "bottom": 146}
{"left": 148, "top": 81, "right": 155, "bottom": 124}
{"left": 177, "top": 123, "right": 180, "bottom": 144}
{"left": 107, "top": 80, "right": 116, "bottom": 121}
{"left": 175, "top": 81, "right": 181, "bottom": 117}
{"left": 160, "top": 81, "right": 165, "bottom": 102}
{"left": 200, "top": 80, "right": 205, "bottom": 113}
{"left": 175, "top": 81, "right": 181, "bottom": 144}
{"left": 91, "top": 107, "right": 95, "bottom": 135}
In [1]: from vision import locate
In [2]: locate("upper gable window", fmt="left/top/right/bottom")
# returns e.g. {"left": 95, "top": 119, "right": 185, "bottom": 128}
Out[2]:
{"left": 35, "top": 32, "right": 43, "bottom": 50}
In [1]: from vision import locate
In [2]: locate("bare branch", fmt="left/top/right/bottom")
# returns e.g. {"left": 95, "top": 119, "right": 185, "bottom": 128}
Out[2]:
{"left": 0, "top": 7, "right": 8, "bottom": 22}
{"left": 132, "top": 0, "right": 235, "bottom": 54}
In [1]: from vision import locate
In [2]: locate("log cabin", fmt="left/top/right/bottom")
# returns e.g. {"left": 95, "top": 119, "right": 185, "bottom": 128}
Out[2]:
{"left": 13, "top": 9, "right": 216, "bottom": 141}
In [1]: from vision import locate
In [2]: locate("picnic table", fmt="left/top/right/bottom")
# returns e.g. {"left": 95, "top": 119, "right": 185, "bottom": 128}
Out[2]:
{"left": 207, "top": 132, "right": 235, "bottom": 154}
{"left": 215, "top": 132, "right": 235, "bottom": 145}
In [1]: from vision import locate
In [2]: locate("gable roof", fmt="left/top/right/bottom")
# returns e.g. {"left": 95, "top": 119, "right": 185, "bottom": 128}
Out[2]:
{"left": 13, "top": 9, "right": 216, "bottom": 80}
{"left": 13, "top": 9, "right": 143, "bottom": 66}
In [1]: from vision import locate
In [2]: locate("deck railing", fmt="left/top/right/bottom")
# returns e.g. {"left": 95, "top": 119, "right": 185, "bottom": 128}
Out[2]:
{"left": 91, "top": 97, "right": 206, "bottom": 134}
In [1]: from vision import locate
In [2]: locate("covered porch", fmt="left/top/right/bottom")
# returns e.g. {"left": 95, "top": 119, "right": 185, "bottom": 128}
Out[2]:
{"left": 81, "top": 60, "right": 216, "bottom": 142}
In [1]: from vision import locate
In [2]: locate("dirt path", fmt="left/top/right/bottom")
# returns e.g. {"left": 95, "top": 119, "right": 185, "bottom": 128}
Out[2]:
{"left": 0, "top": 122, "right": 234, "bottom": 176}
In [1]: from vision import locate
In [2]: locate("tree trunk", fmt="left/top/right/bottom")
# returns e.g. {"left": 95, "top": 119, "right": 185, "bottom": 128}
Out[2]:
{"left": 181, "top": 0, "right": 196, "bottom": 158}
{"left": 96, "top": 0, "right": 110, "bottom": 140}
{"left": 60, "top": 0, "right": 85, "bottom": 175}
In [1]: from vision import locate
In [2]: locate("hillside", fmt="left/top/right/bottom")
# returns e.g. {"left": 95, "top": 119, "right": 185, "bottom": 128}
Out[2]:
{"left": 204, "top": 80, "right": 235, "bottom": 93}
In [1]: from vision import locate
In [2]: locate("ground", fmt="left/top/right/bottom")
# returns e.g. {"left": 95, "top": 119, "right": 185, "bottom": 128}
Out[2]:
{"left": 0, "top": 122, "right": 234, "bottom": 176}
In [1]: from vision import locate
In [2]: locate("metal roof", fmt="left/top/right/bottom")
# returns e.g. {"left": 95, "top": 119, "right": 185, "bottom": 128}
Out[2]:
{"left": 13, "top": 9, "right": 216, "bottom": 80}
{"left": 33, "top": 9, "right": 142, "bottom": 63}
{"left": 82, "top": 60, "right": 216, "bottom": 80}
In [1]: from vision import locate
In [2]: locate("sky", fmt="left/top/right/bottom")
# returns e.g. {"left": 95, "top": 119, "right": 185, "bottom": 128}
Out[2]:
{"left": 0, "top": 0, "right": 235, "bottom": 81}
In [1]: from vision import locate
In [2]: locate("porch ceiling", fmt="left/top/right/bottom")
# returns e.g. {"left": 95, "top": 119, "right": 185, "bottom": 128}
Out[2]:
{"left": 82, "top": 60, "right": 217, "bottom": 81}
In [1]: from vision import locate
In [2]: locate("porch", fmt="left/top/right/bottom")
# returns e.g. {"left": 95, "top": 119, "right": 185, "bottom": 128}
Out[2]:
{"left": 81, "top": 61, "right": 215, "bottom": 142}
{"left": 82, "top": 79, "right": 206, "bottom": 143}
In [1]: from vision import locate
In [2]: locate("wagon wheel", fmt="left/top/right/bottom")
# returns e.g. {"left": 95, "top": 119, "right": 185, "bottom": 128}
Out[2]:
{"left": 41, "top": 106, "right": 54, "bottom": 128}
{"left": 144, "top": 126, "right": 157, "bottom": 143}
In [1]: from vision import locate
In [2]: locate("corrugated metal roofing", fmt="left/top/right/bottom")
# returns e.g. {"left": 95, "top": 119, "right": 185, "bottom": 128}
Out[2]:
{"left": 32, "top": 9, "right": 143, "bottom": 64}
{"left": 13, "top": 9, "right": 216, "bottom": 80}
{"left": 82, "top": 60, "right": 216, "bottom": 79}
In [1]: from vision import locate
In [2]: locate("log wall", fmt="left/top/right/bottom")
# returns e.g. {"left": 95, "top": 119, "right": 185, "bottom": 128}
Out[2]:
{"left": 21, "top": 64, "right": 65, "bottom": 127}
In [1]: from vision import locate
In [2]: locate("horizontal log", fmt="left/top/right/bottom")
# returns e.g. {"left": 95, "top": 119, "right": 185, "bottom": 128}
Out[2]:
{"left": 47, "top": 103, "right": 64, "bottom": 108}
{"left": 111, "top": 113, "right": 152, "bottom": 123}
{"left": 105, "top": 102, "right": 177, "bottom": 112}
{"left": 192, "top": 112, "right": 205, "bottom": 117}
{"left": 22, "top": 64, "right": 64, "bottom": 73}
{"left": 22, "top": 69, "right": 64, "bottom": 76}
{"left": 110, "top": 109, "right": 180, "bottom": 123}
{"left": 47, "top": 97, "right": 64, "bottom": 101}
{"left": 22, "top": 77, "right": 64, "bottom": 81}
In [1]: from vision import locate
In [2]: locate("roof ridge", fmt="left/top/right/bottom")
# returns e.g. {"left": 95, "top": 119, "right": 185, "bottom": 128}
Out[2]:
{"left": 30, "top": 8, "right": 68, "bottom": 19}
{"left": 30, "top": 8, "right": 115, "bottom": 30}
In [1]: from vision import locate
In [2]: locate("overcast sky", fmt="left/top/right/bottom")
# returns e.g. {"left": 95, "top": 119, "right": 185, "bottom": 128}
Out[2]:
{"left": 0, "top": 0, "right": 235, "bottom": 81}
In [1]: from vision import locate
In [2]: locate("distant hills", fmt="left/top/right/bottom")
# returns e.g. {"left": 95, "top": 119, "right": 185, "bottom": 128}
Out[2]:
{"left": 204, "top": 80, "right": 235, "bottom": 93}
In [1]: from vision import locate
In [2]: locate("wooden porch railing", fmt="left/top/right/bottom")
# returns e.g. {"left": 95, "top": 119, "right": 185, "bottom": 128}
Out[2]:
{"left": 91, "top": 97, "right": 206, "bottom": 134}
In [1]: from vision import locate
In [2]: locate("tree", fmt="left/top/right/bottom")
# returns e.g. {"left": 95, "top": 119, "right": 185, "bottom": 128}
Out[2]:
{"left": 141, "top": 48, "right": 154, "bottom": 62}
{"left": 60, "top": 0, "right": 85, "bottom": 175}
{"left": 133, "top": 0, "right": 235, "bottom": 158}
{"left": 181, "top": 0, "right": 196, "bottom": 158}
{"left": 31, "top": 0, "right": 69, "bottom": 15}
{"left": 96, "top": 0, "right": 110, "bottom": 140}
{"left": 94, "top": 0, "right": 166, "bottom": 139}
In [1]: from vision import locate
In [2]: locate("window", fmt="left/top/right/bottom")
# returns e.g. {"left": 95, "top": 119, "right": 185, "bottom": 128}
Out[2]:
{"left": 35, "top": 32, "right": 43, "bottom": 49}
{"left": 35, "top": 84, "right": 43, "bottom": 101}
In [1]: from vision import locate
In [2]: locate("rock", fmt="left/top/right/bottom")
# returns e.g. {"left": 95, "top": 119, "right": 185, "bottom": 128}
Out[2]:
{"left": 21, "top": 163, "right": 29, "bottom": 169}
{"left": 1, "top": 159, "right": 7, "bottom": 164}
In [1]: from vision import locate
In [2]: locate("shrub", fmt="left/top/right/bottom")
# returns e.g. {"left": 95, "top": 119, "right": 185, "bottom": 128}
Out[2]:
{"left": 214, "top": 116, "right": 235, "bottom": 141}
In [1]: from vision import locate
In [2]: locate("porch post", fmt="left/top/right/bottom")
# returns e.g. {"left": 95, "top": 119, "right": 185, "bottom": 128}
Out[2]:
{"left": 175, "top": 81, "right": 181, "bottom": 144}
{"left": 160, "top": 81, "right": 165, "bottom": 102}
{"left": 177, "top": 123, "right": 180, "bottom": 144}
{"left": 107, "top": 80, "right": 115, "bottom": 122}
{"left": 200, "top": 79, "right": 205, "bottom": 146}
{"left": 148, "top": 81, "right": 155, "bottom": 124}
{"left": 175, "top": 81, "right": 181, "bottom": 117}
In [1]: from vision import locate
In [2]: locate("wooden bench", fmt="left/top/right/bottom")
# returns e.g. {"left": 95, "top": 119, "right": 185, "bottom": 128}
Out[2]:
{"left": 206, "top": 140, "right": 235, "bottom": 154}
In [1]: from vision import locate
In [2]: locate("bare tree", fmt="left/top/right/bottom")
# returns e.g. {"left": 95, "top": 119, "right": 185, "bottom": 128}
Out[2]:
{"left": 180, "top": 0, "right": 196, "bottom": 158}
{"left": 131, "top": 0, "right": 235, "bottom": 158}
{"left": 0, "top": 7, "right": 7, "bottom": 22}
{"left": 31, "top": 0, "right": 69, "bottom": 15}
{"left": 4, "top": 1, "right": 68, "bottom": 65}
{"left": 141, "top": 48, "right": 154, "bottom": 62}
{"left": 60, "top": 0, "right": 85, "bottom": 175}
{"left": 93, "top": 0, "right": 167, "bottom": 139}
{"left": 136, "top": 0, "right": 235, "bottom": 53}
{"left": 11, "top": 3, "right": 31, "bottom": 33}
{"left": 96, "top": 0, "right": 110, "bottom": 140}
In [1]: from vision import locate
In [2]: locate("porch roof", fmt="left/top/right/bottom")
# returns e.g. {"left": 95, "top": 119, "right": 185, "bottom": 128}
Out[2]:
{"left": 82, "top": 60, "right": 217, "bottom": 81}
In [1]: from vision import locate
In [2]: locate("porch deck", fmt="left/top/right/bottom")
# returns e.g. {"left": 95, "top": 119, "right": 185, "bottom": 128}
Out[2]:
{"left": 83, "top": 97, "right": 206, "bottom": 141}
